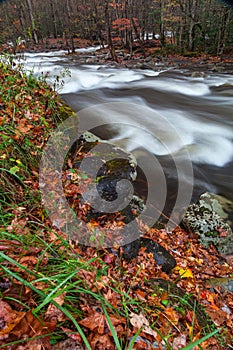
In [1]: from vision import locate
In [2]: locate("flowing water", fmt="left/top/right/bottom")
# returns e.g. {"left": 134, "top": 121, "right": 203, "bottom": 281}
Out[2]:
{"left": 23, "top": 50, "right": 233, "bottom": 221}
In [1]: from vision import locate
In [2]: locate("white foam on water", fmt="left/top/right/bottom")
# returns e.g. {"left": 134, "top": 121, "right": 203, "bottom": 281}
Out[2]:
{"left": 61, "top": 67, "right": 145, "bottom": 93}
{"left": 18, "top": 50, "right": 233, "bottom": 167}
{"left": 109, "top": 108, "right": 233, "bottom": 167}
{"left": 136, "top": 78, "right": 210, "bottom": 96}
{"left": 188, "top": 137, "right": 233, "bottom": 166}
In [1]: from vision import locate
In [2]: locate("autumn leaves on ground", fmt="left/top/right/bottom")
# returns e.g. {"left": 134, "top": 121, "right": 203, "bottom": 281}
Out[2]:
{"left": 0, "top": 58, "right": 232, "bottom": 350}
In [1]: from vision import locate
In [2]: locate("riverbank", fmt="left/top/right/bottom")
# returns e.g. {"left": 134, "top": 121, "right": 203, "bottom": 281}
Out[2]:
{"left": 0, "top": 58, "right": 232, "bottom": 349}
{"left": 2, "top": 37, "right": 233, "bottom": 74}
{"left": 66, "top": 46, "right": 233, "bottom": 74}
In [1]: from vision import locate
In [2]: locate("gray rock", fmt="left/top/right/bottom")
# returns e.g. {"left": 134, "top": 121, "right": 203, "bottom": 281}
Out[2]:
{"left": 205, "top": 277, "right": 233, "bottom": 293}
{"left": 122, "top": 237, "right": 176, "bottom": 273}
{"left": 182, "top": 192, "right": 233, "bottom": 255}
{"left": 71, "top": 130, "right": 143, "bottom": 233}
{"left": 191, "top": 71, "right": 208, "bottom": 78}
{"left": 199, "top": 192, "right": 233, "bottom": 228}
{"left": 85, "top": 56, "right": 97, "bottom": 64}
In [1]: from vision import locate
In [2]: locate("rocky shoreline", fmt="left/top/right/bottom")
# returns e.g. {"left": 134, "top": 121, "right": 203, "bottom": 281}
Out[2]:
{"left": 60, "top": 46, "right": 233, "bottom": 75}
{"left": 7, "top": 36, "right": 232, "bottom": 74}
{"left": 66, "top": 130, "right": 233, "bottom": 258}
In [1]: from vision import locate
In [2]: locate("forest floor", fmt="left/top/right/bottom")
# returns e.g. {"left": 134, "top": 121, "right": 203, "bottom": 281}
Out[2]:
{"left": 0, "top": 54, "right": 233, "bottom": 350}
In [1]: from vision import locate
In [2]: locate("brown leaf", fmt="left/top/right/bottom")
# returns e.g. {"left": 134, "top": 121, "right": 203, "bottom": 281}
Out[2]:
{"left": 16, "top": 119, "right": 34, "bottom": 133}
{"left": 45, "top": 293, "right": 66, "bottom": 323}
{"left": 61, "top": 327, "right": 82, "bottom": 342}
{"left": 79, "top": 310, "right": 124, "bottom": 336}
{"left": 0, "top": 299, "right": 25, "bottom": 338}
{"left": 89, "top": 333, "right": 115, "bottom": 350}
{"left": 79, "top": 312, "right": 107, "bottom": 335}
{"left": 129, "top": 312, "right": 157, "bottom": 338}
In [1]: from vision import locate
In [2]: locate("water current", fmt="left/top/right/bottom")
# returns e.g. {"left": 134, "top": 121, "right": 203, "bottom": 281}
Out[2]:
{"left": 23, "top": 49, "right": 233, "bottom": 222}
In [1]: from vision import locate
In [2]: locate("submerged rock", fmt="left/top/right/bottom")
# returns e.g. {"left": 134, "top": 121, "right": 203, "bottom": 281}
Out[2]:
{"left": 182, "top": 192, "right": 233, "bottom": 255}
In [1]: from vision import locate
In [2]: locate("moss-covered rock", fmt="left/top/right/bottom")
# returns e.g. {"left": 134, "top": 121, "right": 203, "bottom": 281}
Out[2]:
{"left": 182, "top": 192, "right": 233, "bottom": 255}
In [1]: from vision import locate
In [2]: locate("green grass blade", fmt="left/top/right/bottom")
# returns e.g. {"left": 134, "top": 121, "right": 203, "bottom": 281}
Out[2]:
{"left": 182, "top": 328, "right": 221, "bottom": 350}
{"left": 33, "top": 269, "right": 78, "bottom": 313}
{"left": 52, "top": 301, "right": 92, "bottom": 350}
{"left": 1, "top": 266, "right": 91, "bottom": 350}
{"left": 102, "top": 304, "right": 122, "bottom": 350}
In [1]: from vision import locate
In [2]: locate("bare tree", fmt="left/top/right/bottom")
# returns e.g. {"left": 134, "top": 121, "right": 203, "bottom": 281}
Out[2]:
{"left": 26, "top": 0, "right": 38, "bottom": 44}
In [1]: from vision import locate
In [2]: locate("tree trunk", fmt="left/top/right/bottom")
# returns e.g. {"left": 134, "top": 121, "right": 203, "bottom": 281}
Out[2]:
{"left": 105, "top": 1, "right": 118, "bottom": 62}
{"left": 188, "top": 0, "right": 197, "bottom": 51}
{"left": 217, "top": 8, "right": 231, "bottom": 59}
{"left": 131, "top": 17, "right": 146, "bottom": 58}
{"left": 159, "top": 0, "right": 165, "bottom": 47}
{"left": 65, "top": 0, "right": 75, "bottom": 53}
{"left": 26, "top": 0, "right": 38, "bottom": 44}
{"left": 50, "top": 0, "right": 58, "bottom": 39}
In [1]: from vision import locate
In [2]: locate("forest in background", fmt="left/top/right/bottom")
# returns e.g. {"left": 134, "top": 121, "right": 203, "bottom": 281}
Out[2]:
{"left": 0, "top": 0, "right": 233, "bottom": 58}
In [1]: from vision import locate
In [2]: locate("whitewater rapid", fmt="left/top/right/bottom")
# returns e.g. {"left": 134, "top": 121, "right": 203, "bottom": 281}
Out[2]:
{"left": 20, "top": 49, "right": 233, "bottom": 201}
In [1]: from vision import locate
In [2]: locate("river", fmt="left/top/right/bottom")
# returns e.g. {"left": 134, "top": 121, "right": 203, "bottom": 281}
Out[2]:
{"left": 22, "top": 49, "right": 233, "bottom": 224}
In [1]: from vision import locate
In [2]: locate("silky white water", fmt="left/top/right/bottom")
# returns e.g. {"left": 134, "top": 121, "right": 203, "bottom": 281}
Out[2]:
{"left": 21, "top": 49, "right": 233, "bottom": 201}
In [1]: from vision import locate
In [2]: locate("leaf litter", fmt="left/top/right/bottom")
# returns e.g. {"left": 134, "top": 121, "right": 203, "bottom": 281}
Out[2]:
{"left": 0, "top": 62, "right": 232, "bottom": 349}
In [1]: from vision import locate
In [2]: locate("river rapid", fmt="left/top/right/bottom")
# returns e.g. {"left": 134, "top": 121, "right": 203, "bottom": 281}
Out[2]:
{"left": 23, "top": 49, "right": 233, "bottom": 220}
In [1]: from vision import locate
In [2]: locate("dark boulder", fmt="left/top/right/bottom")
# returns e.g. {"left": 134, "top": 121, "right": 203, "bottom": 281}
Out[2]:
{"left": 122, "top": 237, "right": 176, "bottom": 273}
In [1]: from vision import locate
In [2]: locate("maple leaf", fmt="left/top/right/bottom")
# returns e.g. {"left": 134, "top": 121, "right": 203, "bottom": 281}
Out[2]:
{"left": 0, "top": 300, "right": 25, "bottom": 339}
{"left": 16, "top": 119, "right": 34, "bottom": 133}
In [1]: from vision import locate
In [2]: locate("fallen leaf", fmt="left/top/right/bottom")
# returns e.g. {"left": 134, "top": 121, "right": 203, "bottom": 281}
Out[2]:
{"left": 0, "top": 299, "right": 25, "bottom": 338}
{"left": 45, "top": 292, "right": 66, "bottom": 323}
{"left": 129, "top": 312, "right": 157, "bottom": 338}
{"left": 174, "top": 267, "right": 194, "bottom": 278}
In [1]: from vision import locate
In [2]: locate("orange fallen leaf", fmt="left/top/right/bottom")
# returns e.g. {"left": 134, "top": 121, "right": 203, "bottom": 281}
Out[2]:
{"left": 0, "top": 299, "right": 25, "bottom": 338}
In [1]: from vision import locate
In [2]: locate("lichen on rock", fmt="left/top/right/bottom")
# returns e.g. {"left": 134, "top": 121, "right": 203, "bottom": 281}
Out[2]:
{"left": 182, "top": 192, "right": 233, "bottom": 255}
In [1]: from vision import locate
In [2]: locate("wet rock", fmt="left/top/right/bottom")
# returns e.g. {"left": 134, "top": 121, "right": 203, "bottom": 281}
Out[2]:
{"left": 191, "top": 71, "right": 208, "bottom": 78}
{"left": 205, "top": 277, "right": 233, "bottom": 293}
{"left": 140, "top": 63, "right": 153, "bottom": 70}
{"left": 211, "top": 83, "right": 233, "bottom": 96}
{"left": 182, "top": 192, "right": 233, "bottom": 255}
{"left": 122, "top": 237, "right": 176, "bottom": 273}
{"left": 71, "top": 131, "right": 143, "bottom": 227}
{"left": 85, "top": 56, "right": 97, "bottom": 64}
{"left": 76, "top": 131, "right": 137, "bottom": 183}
